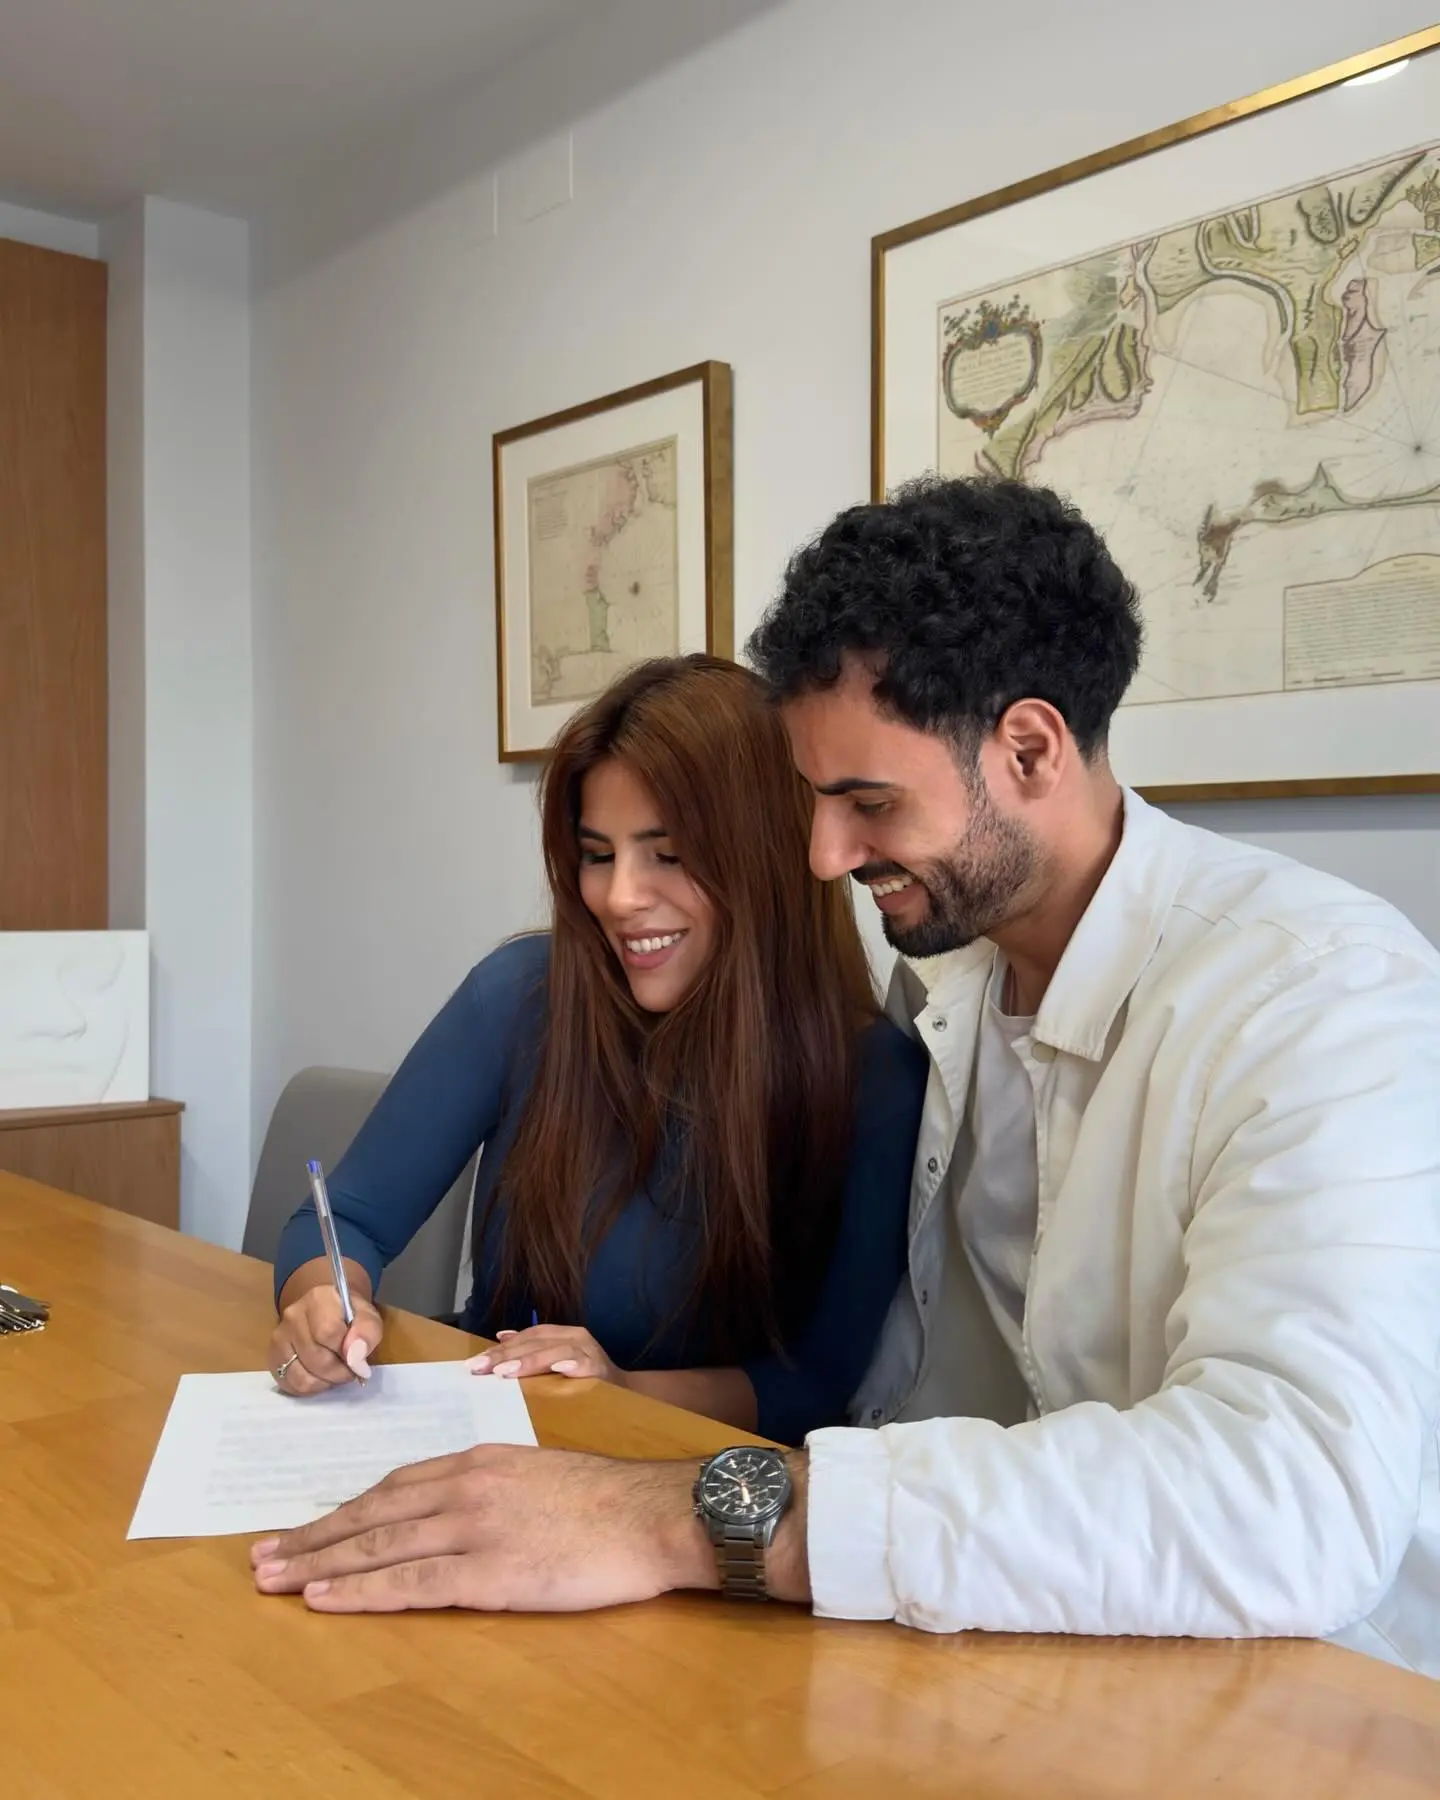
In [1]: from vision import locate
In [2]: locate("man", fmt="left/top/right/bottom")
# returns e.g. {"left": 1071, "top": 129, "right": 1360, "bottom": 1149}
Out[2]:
{"left": 253, "top": 478, "right": 1440, "bottom": 1677}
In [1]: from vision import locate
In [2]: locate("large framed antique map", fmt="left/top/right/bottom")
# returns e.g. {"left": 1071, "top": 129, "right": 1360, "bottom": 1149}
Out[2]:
{"left": 874, "top": 28, "right": 1440, "bottom": 798}
{"left": 493, "top": 363, "right": 732, "bottom": 760}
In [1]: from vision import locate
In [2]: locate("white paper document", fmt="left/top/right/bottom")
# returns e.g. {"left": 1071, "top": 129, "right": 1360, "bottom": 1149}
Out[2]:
{"left": 127, "top": 1361, "right": 537, "bottom": 1540}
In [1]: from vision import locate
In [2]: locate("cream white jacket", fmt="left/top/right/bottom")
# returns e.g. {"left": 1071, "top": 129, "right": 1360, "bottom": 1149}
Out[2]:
{"left": 810, "top": 791, "right": 1440, "bottom": 1676}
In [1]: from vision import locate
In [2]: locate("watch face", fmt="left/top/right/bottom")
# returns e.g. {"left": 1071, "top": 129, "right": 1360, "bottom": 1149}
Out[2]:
{"left": 697, "top": 1449, "right": 790, "bottom": 1525}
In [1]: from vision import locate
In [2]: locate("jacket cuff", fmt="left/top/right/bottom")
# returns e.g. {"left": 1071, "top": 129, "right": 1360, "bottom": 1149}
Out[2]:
{"left": 273, "top": 1214, "right": 384, "bottom": 1306}
{"left": 334, "top": 1218, "right": 385, "bottom": 1297}
{"left": 805, "top": 1425, "right": 897, "bottom": 1620}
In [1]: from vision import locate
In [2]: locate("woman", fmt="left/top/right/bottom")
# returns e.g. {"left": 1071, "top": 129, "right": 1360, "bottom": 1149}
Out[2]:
{"left": 268, "top": 655, "right": 926, "bottom": 1444}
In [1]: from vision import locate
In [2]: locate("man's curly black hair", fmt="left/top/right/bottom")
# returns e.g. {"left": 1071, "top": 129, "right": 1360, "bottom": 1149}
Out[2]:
{"left": 747, "top": 476, "right": 1143, "bottom": 759}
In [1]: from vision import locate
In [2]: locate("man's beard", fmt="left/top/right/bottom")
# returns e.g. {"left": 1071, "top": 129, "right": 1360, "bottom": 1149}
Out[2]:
{"left": 857, "top": 785, "right": 1041, "bottom": 958}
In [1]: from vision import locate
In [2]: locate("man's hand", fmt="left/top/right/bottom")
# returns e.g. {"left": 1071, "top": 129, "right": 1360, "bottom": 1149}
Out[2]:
{"left": 250, "top": 1443, "right": 811, "bottom": 1614}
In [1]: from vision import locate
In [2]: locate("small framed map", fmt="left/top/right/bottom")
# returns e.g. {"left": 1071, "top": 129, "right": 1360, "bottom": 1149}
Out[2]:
{"left": 493, "top": 362, "right": 733, "bottom": 759}
{"left": 874, "top": 28, "right": 1440, "bottom": 799}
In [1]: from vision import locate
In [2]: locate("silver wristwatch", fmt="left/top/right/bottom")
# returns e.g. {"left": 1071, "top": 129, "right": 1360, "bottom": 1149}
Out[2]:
{"left": 692, "top": 1446, "right": 793, "bottom": 1601}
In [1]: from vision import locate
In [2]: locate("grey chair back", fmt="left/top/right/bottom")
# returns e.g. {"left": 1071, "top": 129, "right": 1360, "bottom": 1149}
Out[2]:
{"left": 245, "top": 1066, "right": 475, "bottom": 1320}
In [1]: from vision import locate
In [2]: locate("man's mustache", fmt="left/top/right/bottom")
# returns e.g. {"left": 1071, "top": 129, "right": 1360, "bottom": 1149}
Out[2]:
{"left": 851, "top": 862, "right": 915, "bottom": 886}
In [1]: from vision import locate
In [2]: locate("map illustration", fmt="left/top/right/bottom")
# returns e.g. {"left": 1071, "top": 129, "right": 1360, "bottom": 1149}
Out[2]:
{"left": 937, "top": 142, "right": 1440, "bottom": 704}
{"left": 527, "top": 438, "right": 679, "bottom": 706}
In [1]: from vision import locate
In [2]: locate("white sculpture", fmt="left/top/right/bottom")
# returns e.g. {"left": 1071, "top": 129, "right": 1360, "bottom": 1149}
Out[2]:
{"left": 0, "top": 932, "right": 150, "bottom": 1109}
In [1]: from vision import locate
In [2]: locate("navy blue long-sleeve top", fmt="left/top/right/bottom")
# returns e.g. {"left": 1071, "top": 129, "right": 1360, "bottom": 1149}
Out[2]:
{"left": 274, "top": 934, "right": 927, "bottom": 1444}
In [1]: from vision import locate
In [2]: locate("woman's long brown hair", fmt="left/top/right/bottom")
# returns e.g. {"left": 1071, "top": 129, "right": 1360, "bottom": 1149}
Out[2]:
{"left": 482, "top": 654, "right": 876, "bottom": 1359}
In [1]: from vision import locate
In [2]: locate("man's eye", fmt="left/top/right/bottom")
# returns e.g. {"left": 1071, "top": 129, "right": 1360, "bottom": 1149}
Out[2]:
{"left": 853, "top": 800, "right": 889, "bottom": 818}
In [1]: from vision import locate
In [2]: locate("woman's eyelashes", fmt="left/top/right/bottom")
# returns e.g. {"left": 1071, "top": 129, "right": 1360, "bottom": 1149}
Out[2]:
{"left": 578, "top": 847, "right": 682, "bottom": 868}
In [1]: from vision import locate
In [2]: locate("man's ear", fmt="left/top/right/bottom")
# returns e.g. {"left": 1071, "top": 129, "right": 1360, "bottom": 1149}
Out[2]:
{"left": 990, "top": 699, "right": 1068, "bottom": 797}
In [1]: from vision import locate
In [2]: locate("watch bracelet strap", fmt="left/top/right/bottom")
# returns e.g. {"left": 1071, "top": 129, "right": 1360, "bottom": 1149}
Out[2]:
{"left": 712, "top": 1521, "right": 773, "bottom": 1601}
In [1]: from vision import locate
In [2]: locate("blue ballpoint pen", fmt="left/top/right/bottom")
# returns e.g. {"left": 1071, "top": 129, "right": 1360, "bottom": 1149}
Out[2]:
{"left": 306, "top": 1158, "right": 369, "bottom": 1383}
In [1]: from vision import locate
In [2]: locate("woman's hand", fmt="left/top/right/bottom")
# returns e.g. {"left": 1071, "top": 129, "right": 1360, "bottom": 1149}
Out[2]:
{"left": 269, "top": 1281, "right": 384, "bottom": 1395}
{"left": 467, "top": 1323, "right": 627, "bottom": 1386}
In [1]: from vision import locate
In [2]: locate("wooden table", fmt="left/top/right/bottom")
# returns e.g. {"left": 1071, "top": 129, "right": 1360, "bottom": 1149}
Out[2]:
{"left": 1, "top": 1173, "right": 1437, "bottom": 1798}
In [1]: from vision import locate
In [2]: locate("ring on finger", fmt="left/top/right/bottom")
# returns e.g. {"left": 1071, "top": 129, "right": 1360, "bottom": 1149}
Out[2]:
{"left": 274, "top": 1351, "right": 300, "bottom": 1383}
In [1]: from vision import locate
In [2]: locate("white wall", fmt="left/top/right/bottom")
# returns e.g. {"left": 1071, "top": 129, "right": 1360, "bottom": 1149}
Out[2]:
{"left": 251, "top": 0, "right": 1440, "bottom": 1203}
{"left": 108, "top": 198, "right": 255, "bottom": 1247}
{"left": 145, "top": 200, "right": 254, "bottom": 1247}
{"left": 0, "top": 197, "right": 98, "bottom": 258}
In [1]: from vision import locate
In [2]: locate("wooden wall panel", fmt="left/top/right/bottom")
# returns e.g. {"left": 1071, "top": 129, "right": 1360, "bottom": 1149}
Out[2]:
{"left": 0, "top": 237, "right": 108, "bottom": 928}
{"left": 0, "top": 1100, "right": 182, "bottom": 1228}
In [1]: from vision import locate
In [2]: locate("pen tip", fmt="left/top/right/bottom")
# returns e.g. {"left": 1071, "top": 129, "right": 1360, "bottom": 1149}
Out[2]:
{"left": 306, "top": 1159, "right": 321, "bottom": 1176}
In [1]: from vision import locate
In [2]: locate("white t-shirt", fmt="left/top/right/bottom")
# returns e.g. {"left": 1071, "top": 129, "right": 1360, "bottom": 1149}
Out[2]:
{"left": 899, "top": 956, "right": 1039, "bottom": 1422}
{"left": 960, "top": 957, "right": 1040, "bottom": 1362}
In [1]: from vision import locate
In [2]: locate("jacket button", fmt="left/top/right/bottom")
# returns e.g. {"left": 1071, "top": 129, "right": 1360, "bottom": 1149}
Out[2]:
{"left": 870, "top": 1408, "right": 883, "bottom": 1422}
{"left": 932, "top": 1016, "right": 947, "bottom": 1031}
{"left": 927, "top": 1157, "right": 939, "bottom": 1173}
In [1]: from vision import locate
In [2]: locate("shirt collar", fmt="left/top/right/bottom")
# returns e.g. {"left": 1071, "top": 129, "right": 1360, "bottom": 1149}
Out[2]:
{"left": 914, "top": 789, "right": 1192, "bottom": 1062}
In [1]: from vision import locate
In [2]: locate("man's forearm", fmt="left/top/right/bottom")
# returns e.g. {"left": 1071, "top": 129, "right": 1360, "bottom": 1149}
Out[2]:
{"left": 767, "top": 1451, "right": 812, "bottom": 1603}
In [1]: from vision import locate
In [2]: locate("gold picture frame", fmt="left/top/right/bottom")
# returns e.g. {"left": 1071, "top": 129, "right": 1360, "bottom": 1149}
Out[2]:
{"left": 872, "top": 27, "right": 1440, "bottom": 801}
{"left": 492, "top": 361, "right": 733, "bottom": 762}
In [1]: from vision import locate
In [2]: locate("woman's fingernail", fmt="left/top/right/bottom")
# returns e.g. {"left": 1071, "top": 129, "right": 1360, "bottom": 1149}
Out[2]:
{"left": 346, "top": 1343, "right": 372, "bottom": 1376}
{"left": 496, "top": 1330, "right": 516, "bottom": 1340}
{"left": 306, "top": 1581, "right": 330, "bottom": 1598}
{"left": 251, "top": 1538, "right": 280, "bottom": 1560}
{"left": 467, "top": 1355, "right": 491, "bottom": 1373}
{"left": 492, "top": 1359, "right": 521, "bottom": 1377}
{"left": 256, "top": 1560, "right": 288, "bottom": 1579}
{"left": 551, "top": 1360, "right": 579, "bottom": 1373}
